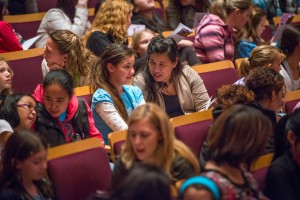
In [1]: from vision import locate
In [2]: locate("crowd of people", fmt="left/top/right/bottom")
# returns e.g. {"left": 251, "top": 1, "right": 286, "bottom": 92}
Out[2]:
{"left": 0, "top": 0, "right": 300, "bottom": 199}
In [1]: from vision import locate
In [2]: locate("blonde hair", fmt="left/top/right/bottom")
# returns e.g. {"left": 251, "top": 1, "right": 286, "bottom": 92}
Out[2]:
{"left": 83, "top": 0, "right": 133, "bottom": 44}
{"left": 239, "top": 45, "right": 281, "bottom": 77}
{"left": 121, "top": 103, "right": 200, "bottom": 180}
{"left": 210, "top": 0, "right": 252, "bottom": 21}
{"left": 130, "top": 29, "right": 156, "bottom": 57}
{"left": 0, "top": 57, "right": 13, "bottom": 96}
{"left": 50, "top": 30, "right": 95, "bottom": 87}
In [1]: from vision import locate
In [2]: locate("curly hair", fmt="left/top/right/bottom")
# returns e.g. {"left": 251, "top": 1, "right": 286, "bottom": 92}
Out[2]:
{"left": 49, "top": 30, "right": 95, "bottom": 87}
{"left": 239, "top": 45, "right": 281, "bottom": 77}
{"left": 216, "top": 84, "right": 255, "bottom": 109}
{"left": 83, "top": 0, "right": 133, "bottom": 44}
{"left": 245, "top": 67, "right": 284, "bottom": 102}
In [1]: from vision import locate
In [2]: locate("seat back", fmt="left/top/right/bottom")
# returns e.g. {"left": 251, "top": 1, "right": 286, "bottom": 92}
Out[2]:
{"left": 47, "top": 138, "right": 111, "bottom": 200}
{"left": 170, "top": 110, "right": 213, "bottom": 158}
{"left": 192, "top": 60, "right": 239, "bottom": 98}
{"left": 74, "top": 85, "right": 94, "bottom": 106}
{"left": 0, "top": 48, "right": 44, "bottom": 94}
{"left": 285, "top": 90, "right": 300, "bottom": 114}
{"left": 261, "top": 20, "right": 273, "bottom": 42}
{"left": 108, "top": 129, "right": 127, "bottom": 163}
{"left": 250, "top": 153, "right": 274, "bottom": 191}
{"left": 234, "top": 58, "right": 244, "bottom": 73}
{"left": 4, "top": 12, "right": 46, "bottom": 40}
{"left": 273, "top": 14, "right": 300, "bottom": 28}
{"left": 36, "top": 0, "right": 57, "bottom": 12}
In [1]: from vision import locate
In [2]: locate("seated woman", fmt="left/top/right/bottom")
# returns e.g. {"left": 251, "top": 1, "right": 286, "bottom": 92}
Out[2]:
{"left": 0, "top": 94, "right": 37, "bottom": 131}
{"left": 33, "top": 69, "right": 104, "bottom": 147}
{"left": 279, "top": 25, "right": 300, "bottom": 92}
{"left": 0, "top": 130, "right": 54, "bottom": 199}
{"left": 8, "top": 0, "right": 37, "bottom": 14}
{"left": 0, "top": 57, "right": 13, "bottom": 103}
{"left": 113, "top": 103, "right": 200, "bottom": 184}
{"left": 235, "top": 6, "right": 267, "bottom": 58}
{"left": 0, "top": 0, "right": 23, "bottom": 53}
{"left": 90, "top": 43, "right": 144, "bottom": 144}
{"left": 235, "top": 45, "right": 282, "bottom": 85}
{"left": 83, "top": 0, "right": 133, "bottom": 57}
{"left": 264, "top": 109, "right": 300, "bottom": 200}
{"left": 202, "top": 104, "right": 272, "bottom": 199}
{"left": 35, "top": 0, "right": 90, "bottom": 48}
{"left": 194, "top": 0, "right": 252, "bottom": 63}
{"left": 134, "top": 36, "right": 209, "bottom": 118}
{"left": 131, "top": 0, "right": 201, "bottom": 66}
{"left": 42, "top": 30, "right": 94, "bottom": 87}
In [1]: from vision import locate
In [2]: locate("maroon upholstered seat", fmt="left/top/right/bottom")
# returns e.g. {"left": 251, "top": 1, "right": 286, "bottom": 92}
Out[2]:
{"left": 48, "top": 147, "right": 111, "bottom": 200}
{"left": 285, "top": 90, "right": 300, "bottom": 114}
{"left": 251, "top": 167, "right": 269, "bottom": 191}
{"left": 36, "top": 0, "right": 57, "bottom": 12}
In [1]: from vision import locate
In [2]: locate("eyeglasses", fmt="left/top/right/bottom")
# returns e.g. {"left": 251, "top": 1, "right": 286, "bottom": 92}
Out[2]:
{"left": 17, "top": 103, "right": 37, "bottom": 112}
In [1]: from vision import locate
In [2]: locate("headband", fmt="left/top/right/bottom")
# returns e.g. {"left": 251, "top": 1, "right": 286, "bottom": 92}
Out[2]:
{"left": 179, "top": 176, "right": 220, "bottom": 200}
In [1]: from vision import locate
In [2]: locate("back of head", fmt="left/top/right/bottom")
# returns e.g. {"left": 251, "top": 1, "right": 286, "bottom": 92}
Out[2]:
{"left": 56, "top": 0, "right": 77, "bottom": 23}
{"left": 280, "top": 25, "right": 300, "bottom": 56}
{"left": 216, "top": 84, "right": 255, "bottom": 110}
{"left": 44, "top": 69, "right": 74, "bottom": 98}
{"left": 245, "top": 67, "right": 284, "bottom": 102}
{"left": 49, "top": 30, "right": 89, "bottom": 77}
{"left": 0, "top": 130, "right": 47, "bottom": 189}
{"left": 208, "top": 104, "right": 272, "bottom": 167}
{"left": 239, "top": 45, "right": 281, "bottom": 77}
{"left": 110, "top": 163, "right": 171, "bottom": 200}
{"left": 87, "top": 0, "right": 133, "bottom": 43}
{"left": 210, "top": 0, "right": 252, "bottom": 21}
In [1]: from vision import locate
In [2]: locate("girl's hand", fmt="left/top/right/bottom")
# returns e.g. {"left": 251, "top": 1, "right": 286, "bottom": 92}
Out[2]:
{"left": 77, "top": 0, "right": 88, "bottom": 8}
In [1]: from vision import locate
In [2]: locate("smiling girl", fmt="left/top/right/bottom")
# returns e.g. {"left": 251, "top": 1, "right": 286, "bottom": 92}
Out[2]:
{"left": 90, "top": 43, "right": 145, "bottom": 144}
{"left": 33, "top": 69, "right": 104, "bottom": 147}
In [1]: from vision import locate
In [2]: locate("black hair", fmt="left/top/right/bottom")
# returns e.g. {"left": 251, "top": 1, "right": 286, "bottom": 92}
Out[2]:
{"left": 43, "top": 69, "right": 74, "bottom": 98}
{"left": 110, "top": 163, "right": 171, "bottom": 200}
{"left": 0, "top": 94, "right": 36, "bottom": 129}
{"left": 280, "top": 25, "right": 300, "bottom": 56}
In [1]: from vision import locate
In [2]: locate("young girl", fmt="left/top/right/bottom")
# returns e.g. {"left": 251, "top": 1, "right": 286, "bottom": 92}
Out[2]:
{"left": 236, "top": 45, "right": 282, "bottom": 85}
{"left": 0, "top": 57, "right": 13, "bottom": 103}
{"left": 90, "top": 43, "right": 145, "bottom": 144}
{"left": 179, "top": 176, "right": 221, "bottom": 200}
{"left": 0, "top": 130, "right": 53, "bottom": 199}
{"left": 279, "top": 25, "right": 300, "bottom": 92}
{"left": 236, "top": 6, "right": 267, "bottom": 58}
{"left": 113, "top": 103, "right": 200, "bottom": 184}
{"left": 33, "top": 69, "right": 104, "bottom": 147}
{"left": 0, "top": 94, "right": 37, "bottom": 131}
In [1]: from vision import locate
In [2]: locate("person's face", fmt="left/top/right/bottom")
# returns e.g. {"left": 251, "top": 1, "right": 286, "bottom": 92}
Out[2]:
{"left": 148, "top": 53, "right": 177, "bottom": 83}
{"left": 137, "top": 31, "right": 154, "bottom": 57}
{"left": 256, "top": 16, "right": 266, "bottom": 37}
{"left": 43, "top": 84, "right": 70, "bottom": 118}
{"left": 269, "top": 56, "right": 282, "bottom": 72}
{"left": 271, "top": 86, "right": 286, "bottom": 114}
{"left": 133, "top": 0, "right": 155, "bottom": 12}
{"left": 129, "top": 118, "right": 160, "bottom": 163}
{"left": 16, "top": 149, "right": 48, "bottom": 183}
{"left": 183, "top": 187, "right": 214, "bottom": 200}
{"left": 108, "top": 55, "right": 135, "bottom": 87}
{"left": 234, "top": 7, "right": 252, "bottom": 29}
{"left": 16, "top": 96, "right": 37, "bottom": 130}
{"left": 0, "top": 61, "right": 12, "bottom": 93}
{"left": 179, "top": 0, "right": 195, "bottom": 6}
{"left": 44, "top": 38, "right": 68, "bottom": 70}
